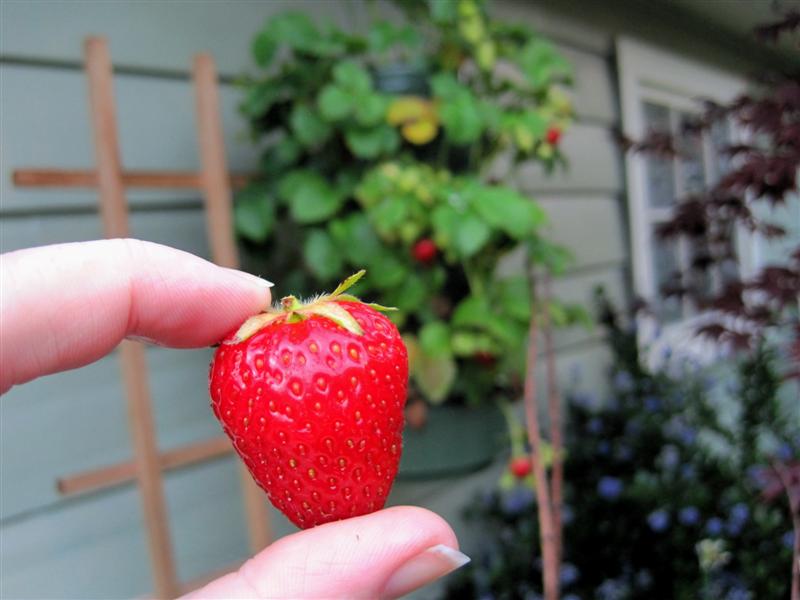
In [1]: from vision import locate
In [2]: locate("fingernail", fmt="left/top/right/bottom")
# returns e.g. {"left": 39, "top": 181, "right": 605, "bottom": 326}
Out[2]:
{"left": 381, "top": 544, "right": 470, "bottom": 599}
{"left": 224, "top": 268, "right": 274, "bottom": 289}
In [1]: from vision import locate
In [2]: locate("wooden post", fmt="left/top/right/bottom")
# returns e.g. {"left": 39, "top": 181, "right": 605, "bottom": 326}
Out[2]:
{"left": 84, "top": 36, "right": 178, "bottom": 599}
{"left": 192, "top": 52, "right": 272, "bottom": 553}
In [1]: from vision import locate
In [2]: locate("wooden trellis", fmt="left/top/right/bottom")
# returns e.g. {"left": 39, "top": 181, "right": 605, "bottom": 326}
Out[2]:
{"left": 13, "top": 37, "right": 269, "bottom": 598}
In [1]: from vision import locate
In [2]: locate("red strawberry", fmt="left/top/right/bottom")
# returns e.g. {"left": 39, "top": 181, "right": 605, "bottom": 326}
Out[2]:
{"left": 412, "top": 238, "right": 438, "bottom": 263}
{"left": 545, "top": 126, "right": 561, "bottom": 145}
{"left": 209, "top": 271, "right": 408, "bottom": 529}
{"left": 509, "top": 455, "right": 533, "bottom": 478}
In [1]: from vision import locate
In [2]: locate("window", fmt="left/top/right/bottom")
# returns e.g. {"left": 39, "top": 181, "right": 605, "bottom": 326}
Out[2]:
{"left": 617, "top": 38, "right": 748, "bottom": 334}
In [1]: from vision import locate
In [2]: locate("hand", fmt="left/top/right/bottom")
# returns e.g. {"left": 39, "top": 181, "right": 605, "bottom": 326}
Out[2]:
{"left": 0, "top": 239, "right": 468, "bottom": 599}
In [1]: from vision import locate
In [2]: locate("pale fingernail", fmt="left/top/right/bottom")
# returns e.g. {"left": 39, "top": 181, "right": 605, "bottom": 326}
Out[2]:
{"left": 224, "top": 268, "right": 274, "bottom": 289}
{"left": 381, "top": 544, "right": 470, "bottom": 599}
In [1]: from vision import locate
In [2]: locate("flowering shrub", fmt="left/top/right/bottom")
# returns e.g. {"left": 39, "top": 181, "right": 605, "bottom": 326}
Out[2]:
{"left": 445, "top": 291, "right": 796, "bottom": 599}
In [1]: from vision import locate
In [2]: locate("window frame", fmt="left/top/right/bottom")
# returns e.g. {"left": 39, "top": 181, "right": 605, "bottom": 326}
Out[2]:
{"left": 616, "top": 37, "right": 754, "bottom": 359}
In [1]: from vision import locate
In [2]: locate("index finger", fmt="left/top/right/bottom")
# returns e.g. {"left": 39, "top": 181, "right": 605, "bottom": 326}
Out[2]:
{"left": 0, "top": 239, "right": 272, "bottom": 393}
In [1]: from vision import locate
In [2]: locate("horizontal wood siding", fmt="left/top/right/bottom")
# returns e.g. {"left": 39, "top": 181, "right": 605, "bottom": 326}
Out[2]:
{"left": 0, "top": 1, "right": 624, "bottom": 597}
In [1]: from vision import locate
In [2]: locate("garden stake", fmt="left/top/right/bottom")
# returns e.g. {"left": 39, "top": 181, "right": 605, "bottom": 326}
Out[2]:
{"left": 523, "top": 270, "right": 560, "bottom": 600}
{"left": 542, "top": 274, "right": 565, "bottom": 567}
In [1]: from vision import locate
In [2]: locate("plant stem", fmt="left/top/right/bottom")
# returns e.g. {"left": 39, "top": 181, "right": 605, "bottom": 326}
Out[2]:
{"left": 772, "top": 460, "right": 800, "bottom": 600}
{"left": 542, "top": 274, "right": 564, "bottom": 566}
{"left": 523, "top": 268, "right": 559, "bottom": 600}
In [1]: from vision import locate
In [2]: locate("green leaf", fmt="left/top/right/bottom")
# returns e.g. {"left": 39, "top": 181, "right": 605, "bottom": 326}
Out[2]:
{"left": 252, "top": 29, "right": 276, "bottom": 67}
{"left": 259, "top": 136, "right": 301, "bottom": 175}
{"left": 432, "top": 74, "right": 483, "bottom": 144}
{"left": 414, "top": 353, "right": 456, "bottom": 404}
{"left": 368, "top": 250, "right": 408, "bottom": 289}
{"left": 241, "top": 80, "right": 281, "bottom": 118}
{"left": 303, "top": 229, "right": 344, "bottom": 281}
{"left": 518, "top": 39, "right": 573, "bottom": 89}
{"left": 451, "top": 331, "right": 496, "bottom": 356}
{"left": 355, "top": 93, "right": 388, "bottom": 126}
{"left": 290, "top": 103, "right": 332, "bottom": 148}
{"left": 431, "top": 204, "right": 460, "bottom": 249}
{"left": 547, "top": 300, "right": 569, "bottom": 327}
{"left": 419, "top": 321, "right": 451, "bottom": 358}
{"left": 371, "top": 196, "right": 408, "bottom": 238}
{"left": 486, "top": 316, "right": 525, "bottom": 347}
{"left": 498, "top": 276, "right": 532, "bottom": 321}
{"left": 328, "top": 213, "right": 382, "bottom": 265}
{"left": 455, "top": 212, "right": 491, "bottom": 257}
{"left": 333, "top": 61, "right": 372, "bottom": 94}
{"left": 329, "top": 270, "right": 365, "bottom": 296}
{"left": 430, "top": 0, "right": 458, "bottom": 23}
{"left": 344, "top": 125, "right": 399, "bottom": 158}
{"left": 267, "top": 12, "right": 319, "bottom": 53}
{"left": 468, "top": 185, "right": 547, "bottom": 239}
{"left": 234, "top": 184, "right": 275, "bottom": 243}
{"left": 278, "top": 171, "right": 344, "bottom": 223}
{"left": 318, "top": 85, "right": 352, "bottom": 121}
{"left": 452, "top": 295, "right": 490, "bottom": 328}
{"left": 528, "top": 238, "right": 574, "bottom": 275}
{"left": 391, "top": 273, "right": 426, "bottom": 312}
{"left": 367, "top": 21, "right": 421, "bottom": 53}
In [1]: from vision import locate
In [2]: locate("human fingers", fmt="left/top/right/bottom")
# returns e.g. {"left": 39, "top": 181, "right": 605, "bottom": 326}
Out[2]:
{"left": 0, "top": 239, "right": 271, "bottom": 393}
{"left": 182, "top": 506, "right": 468, "bottom": 599}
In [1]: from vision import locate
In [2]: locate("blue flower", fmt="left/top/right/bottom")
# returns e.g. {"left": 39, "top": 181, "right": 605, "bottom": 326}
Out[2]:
{"left": 729, "top": 503, "right": 749, "bottom": 524}
{"left": 679, "top": 506, "right": 700, "bottom": 525}
{"left": 597, "top": 441, "right": 611, "bottom": 456}
{"left": 598, "top": 476, "right": 624, "bottom": 500}
{"left": 597, "top": 578, "right": 628, "bottom": 600}
{"left": 680, "top": 464, "right": 697, "bottom": 481}
{"left": 562, "top": 504, "right": 575, "bottom": 525}
{"left": 660, "top": 445, "right": 680, "bottom": 470}
{"left": 571, "top": 391, "right": 597, "bottom": 409}
{"left": 644, "top": 396, "right": 662, "bottom": 412}
{"left": 501, "top": 486, "right": 535, "bottom": 516}
{"left": 647, "top": 509, "right": 670, "bottom": 532}
{"left": 613, "top": 370, "right": 634, "bottom": 393}
{"left": 559, "top": 563, "right": 579, "bottom": 585}
{"left": 783, "top": 530, "right": 795, "bottom": 549}
{"left": 706, "top": 517, "right": 724, "bottom": 536}
{"left": 725, "top": 586, "right": 751, "bottom": 600}
{"left": 615, "top": 444, "right": 633, "bottom": 462}
{"left": 777, "top": 442, "right": 794, "bottom": 462}
{"left": 563, "top": 595, "right": 580, "bottom": 600}
{"left": 587, "top": 417, "right": 603, "bottom": 434}
{"left": 635, "top": 569, "right": 653, "bottom": 589}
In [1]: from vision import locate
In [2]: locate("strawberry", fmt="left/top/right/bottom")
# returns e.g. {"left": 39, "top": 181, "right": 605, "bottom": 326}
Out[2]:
{"left": 412, "top": 238, "right": 438, "bottom": 264}
{"left": 509, "top": 455, "right": 533, "bottom": 478}
{"left": 209, "top": 271, "right": 408, "bottom": 529}
{"left": 545, "top": 126, "right": 561, "bottom": 146}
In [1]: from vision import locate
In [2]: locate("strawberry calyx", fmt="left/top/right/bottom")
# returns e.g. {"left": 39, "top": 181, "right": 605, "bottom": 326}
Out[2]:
{"left": 227, "top": 270, "right": 396, "bottom": 344}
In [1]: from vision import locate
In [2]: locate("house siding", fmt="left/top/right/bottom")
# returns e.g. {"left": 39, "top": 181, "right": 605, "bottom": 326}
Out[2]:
{"left": 1, "top": 1, "right": 633, "bottom": 597}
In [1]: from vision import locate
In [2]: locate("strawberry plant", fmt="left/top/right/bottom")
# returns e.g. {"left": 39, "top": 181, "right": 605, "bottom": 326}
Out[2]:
{"left": 236, "top": 0, "right": 586, "bottom": 410}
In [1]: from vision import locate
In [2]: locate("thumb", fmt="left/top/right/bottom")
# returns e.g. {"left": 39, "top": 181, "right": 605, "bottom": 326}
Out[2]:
{"left": 182, "top": 506, "right": 469, "bottom": 599}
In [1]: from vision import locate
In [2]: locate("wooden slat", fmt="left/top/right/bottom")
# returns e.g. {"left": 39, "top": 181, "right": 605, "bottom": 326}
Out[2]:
{"left": 57, "top": 436, "right": 233, "bottom": 497}
{"left": 193, "top": 51, "right": 273, "bottom": 554}
{"left": 12, "top": 168, "right": 250, "bottom": 189}
{"left": 85, "top": 36, "right": 178, "bottom": 599}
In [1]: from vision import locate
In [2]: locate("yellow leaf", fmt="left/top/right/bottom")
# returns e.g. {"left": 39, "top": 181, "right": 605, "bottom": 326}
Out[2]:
{"left": 402, "top": 120, "right": 438, "bottom": 145}
{"left": 387, "top": 96, "right": 430, "bottom": 125}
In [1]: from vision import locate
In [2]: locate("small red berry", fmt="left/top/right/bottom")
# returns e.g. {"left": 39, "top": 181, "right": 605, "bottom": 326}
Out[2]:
{"left": 474, "top": 351, "right": 496, "bottom": 367}
{"left": 545, "top": 126, "right": 561, "bottom": 145}
{"left": 509, "top": 456, "right": 533, "bottom": 478}
{"left": 412, "top": 238, "right": 437, "bottom": 263}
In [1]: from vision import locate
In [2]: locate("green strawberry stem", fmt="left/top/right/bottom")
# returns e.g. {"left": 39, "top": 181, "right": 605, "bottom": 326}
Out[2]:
{"left": 228, "top": 270, "right": 396, "bottom": 344}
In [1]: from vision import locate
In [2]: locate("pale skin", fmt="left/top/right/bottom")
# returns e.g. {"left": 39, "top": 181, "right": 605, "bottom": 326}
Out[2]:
{"left": 0, "top": 239, "right": 468, "bottom": 599}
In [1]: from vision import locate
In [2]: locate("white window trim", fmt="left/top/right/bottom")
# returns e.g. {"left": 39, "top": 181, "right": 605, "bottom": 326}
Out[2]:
{"left": 617, "top": 37, "right": 752, "bottom": 368}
